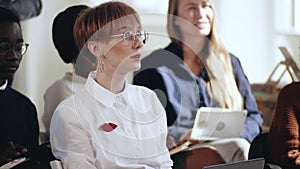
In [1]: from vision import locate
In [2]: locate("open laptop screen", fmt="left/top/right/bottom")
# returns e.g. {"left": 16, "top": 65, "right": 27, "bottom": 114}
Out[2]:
{"left": 190, "top": 107, "right": 247, "bottom": 142}
{"left": 203, "top": 158, "right": 265, "bottom": 169}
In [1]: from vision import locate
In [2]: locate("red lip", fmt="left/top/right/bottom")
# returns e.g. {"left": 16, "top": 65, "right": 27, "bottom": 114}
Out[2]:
{"left": 100, "top": 122, "right": 118, "bottom": 132}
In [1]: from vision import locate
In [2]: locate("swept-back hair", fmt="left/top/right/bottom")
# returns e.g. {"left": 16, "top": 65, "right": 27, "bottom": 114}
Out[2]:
{"left": 74, "top": 1, "right": 140, "bottom": 51}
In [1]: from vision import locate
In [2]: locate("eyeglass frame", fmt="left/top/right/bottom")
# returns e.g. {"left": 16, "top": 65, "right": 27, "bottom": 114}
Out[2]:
{"left": 0, "top": 42, "right": 29, "bottom": 57}
{"left": 110, "top": 30, "right": 149, "bottom": 45}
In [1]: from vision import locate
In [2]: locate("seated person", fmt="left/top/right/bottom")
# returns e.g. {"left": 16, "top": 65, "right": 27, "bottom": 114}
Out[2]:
{"left": 0, "top": 7, "right": 39, "bottom": 166}
{"left": 42, "top": 4, "right": 96, "bottom": 141}
{"left": 268, "top": 82, "right": 300, "bottom": 169}
{"left": 50, "top": 1, "right": 173, "bottom": 168}
{"left": 134, "top": 0, "right": 262, "bottom": 168}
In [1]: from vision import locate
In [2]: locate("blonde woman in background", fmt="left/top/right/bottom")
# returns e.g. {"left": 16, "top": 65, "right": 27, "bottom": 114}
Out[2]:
{"left": 134, "top": 0, "right": 263, "bottom": 168}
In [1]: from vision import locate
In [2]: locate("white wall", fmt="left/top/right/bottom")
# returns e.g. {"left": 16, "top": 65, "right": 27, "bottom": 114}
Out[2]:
{"left": 216, "top": 0, "right": 274, "bottom": 83}
{"left": 12, "top": 0, "right": 299, "bottom": 132}
{"left": 213, "top": 0, "right": 299, "bottom": 85}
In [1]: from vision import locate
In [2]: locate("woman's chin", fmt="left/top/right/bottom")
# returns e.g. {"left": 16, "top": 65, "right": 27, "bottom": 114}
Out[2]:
{"left": 198, "top": 29, "right": 210, "bottom": 36}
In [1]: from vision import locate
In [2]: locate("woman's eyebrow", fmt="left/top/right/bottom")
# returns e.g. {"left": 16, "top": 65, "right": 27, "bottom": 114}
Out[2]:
{"left": 185, "top": 2, "right": 197, "bottom": 7}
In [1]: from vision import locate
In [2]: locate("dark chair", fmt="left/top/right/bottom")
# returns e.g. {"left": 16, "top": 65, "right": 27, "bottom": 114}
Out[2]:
{"left": 248, "top": 133, "right": 282, "bottom": 169}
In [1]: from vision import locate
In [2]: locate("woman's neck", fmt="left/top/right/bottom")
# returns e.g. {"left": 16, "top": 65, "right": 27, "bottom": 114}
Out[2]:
{"left": 182, "top": 41, "right": 205, "bottom": 77}
{"left": 95, "top": 69, "right": 126, "bottom": 94}
{"left": 182, "top": 34, "right": 206, "bottom": 53}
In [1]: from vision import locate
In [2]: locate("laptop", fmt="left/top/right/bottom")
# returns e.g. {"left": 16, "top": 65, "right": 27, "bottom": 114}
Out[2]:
{"left": 203, "top": 158, "right": 265, "bottom": 169}
{"left": 190, "top": 107, "right": 247, "bottom": 142}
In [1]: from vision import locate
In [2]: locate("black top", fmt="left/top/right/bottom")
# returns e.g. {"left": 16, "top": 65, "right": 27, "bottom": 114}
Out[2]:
{"left": 0, "top": 86, "right": 39, "bottom": 152}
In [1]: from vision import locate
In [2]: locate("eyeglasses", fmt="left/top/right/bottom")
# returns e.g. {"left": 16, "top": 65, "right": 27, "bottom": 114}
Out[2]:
{"left": 0, "top": 42, "right": 29, "bottom": 57}
{"left": 111, "top": 30, "right": 149, "bottom": 45}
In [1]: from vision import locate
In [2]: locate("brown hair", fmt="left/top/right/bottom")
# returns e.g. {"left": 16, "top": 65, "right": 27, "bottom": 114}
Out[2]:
{"left": 74, "top": 1, "right": 141, "bottom": 51}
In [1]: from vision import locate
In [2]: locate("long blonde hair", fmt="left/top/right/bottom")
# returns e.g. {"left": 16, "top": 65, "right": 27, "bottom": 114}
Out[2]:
{"left": 167, "top": 0, "right": 243, "bottom": 110}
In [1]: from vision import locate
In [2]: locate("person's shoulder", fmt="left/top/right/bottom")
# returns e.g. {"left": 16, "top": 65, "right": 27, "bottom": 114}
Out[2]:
{"left": 5, "top": 87, "right": 36, "bottom": 109}
{"left": 138, "top": 45, "right": 182, "bottom": 76}
{"left": 46, "top": 72, "right": 73, "bottom": 89}
{"left": 128, "top": 84, "right": 159, "bottom": 99}
{"left": 55, "top": 92, "right": 77, "bottom": 108}
{"left": 284, "top": 81, "right": 300, "bottom": 88}
{"left": 147, "top": 48, "right": 167, "bottom": 56}
{"left": 128, "top": 84, "right": 161, "bottom": 106}
{"left": 129, "top": 83, "right": 153, "bottom": 92}
{"left": 280, "top": 82, "right": 300, "bottom": 94}
{"left": 141, "top": 48, "right": 168, "bottom": 65}
{"left": 144, "top": 43, "right": 180, "bottom": 59}
{"left": 6, "top": 87, "right": 31, "bottom": 101}
{"left": 45, "top": 79, "right": 66, "bottom": 93}
{"left": 51, "top": 94, "right": 77, "bottom": 120}
{"left": 44, "top": 72, "right": 76, "bottom": 95}
{"left": 228, "top": 52, "right": 243, "bottom": 67}
{"left": 228, "top": 52, "right": 239, "bottom": 61}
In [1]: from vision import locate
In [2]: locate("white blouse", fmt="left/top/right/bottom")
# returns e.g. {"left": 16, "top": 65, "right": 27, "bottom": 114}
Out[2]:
{"left": 50, "top": 71, "right": 173, "bottom": 169}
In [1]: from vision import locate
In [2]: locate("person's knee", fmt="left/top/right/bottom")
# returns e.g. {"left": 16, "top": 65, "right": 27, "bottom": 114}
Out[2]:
{"left": 234, "top": 138, "right": 250, "bottom": 150}
{"left": 232, "top": 138, "right": 250, "bottom": 160}
{"left": 194, "top": 146, "right": 224, "bottom": 161}
{"left": 186, "top": 146, "right": 225, "bottom": 169}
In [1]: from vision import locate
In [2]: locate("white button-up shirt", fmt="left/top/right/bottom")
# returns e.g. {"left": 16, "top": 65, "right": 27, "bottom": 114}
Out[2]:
{"left": 50, "top": 71, "right": 173, "bottom": 169}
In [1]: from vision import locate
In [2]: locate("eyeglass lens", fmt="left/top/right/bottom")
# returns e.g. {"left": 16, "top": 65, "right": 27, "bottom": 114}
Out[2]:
{"left": 0, "top": 42, "right": 28, "bottom": 56}
{"left": 123, "top": 31, "right": 148, "bottom": 44}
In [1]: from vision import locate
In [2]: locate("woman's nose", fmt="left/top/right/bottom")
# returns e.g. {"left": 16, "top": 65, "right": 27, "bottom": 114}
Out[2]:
{"left": 196, "top": 6, "right": 206, "bottom": 19}
{"left": 132, "top": 36, "right": 143, "bottom": 49}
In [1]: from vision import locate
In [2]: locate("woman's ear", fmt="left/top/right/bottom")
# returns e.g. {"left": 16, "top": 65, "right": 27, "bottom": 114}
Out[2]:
{"left": 87, "top": 40, "right": 102, "bottom": 57}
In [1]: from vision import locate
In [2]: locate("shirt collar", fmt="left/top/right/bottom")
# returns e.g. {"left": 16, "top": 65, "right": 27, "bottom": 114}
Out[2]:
{"left": 85, "top": 71, "right": 129, "bottom": 108}
{"left": 64, "top": 72, "right": 86, "bottom": 84}
{"left": 0, "top": 80, "right": 8, "bottom": 90}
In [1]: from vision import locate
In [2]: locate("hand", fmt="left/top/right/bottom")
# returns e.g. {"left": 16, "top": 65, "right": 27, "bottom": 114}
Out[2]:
{"left": 178, "top": 129, "right": 192, "bottom": 145}
{"left": 166, "top": 135, "right": 177, "bottom": 150}
{"left": 288, "top": 149, "right": 300, "bottom": 166}
{"left": 0, "top": 142, "right": 27, "bottom": 166}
